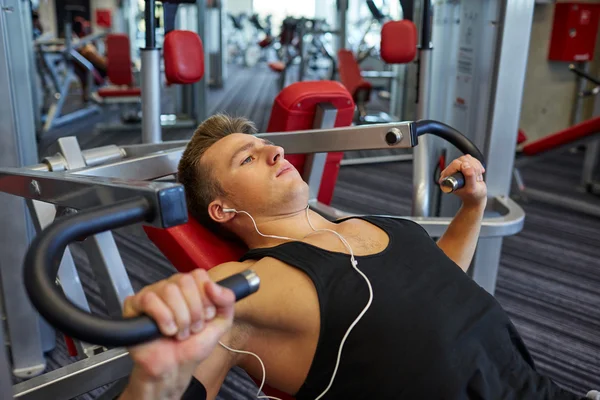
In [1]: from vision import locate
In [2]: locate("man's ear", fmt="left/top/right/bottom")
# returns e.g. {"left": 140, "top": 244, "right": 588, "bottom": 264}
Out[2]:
{"left": 208, "top": 199, "right": 236, "bottom": 223}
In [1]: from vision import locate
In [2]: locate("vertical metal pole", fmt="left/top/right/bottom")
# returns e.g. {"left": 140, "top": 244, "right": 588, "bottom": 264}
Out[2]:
{"left": 303, "top": 103, "right": 338, "bottom": 201}
{"left": 194, "top": 0, "right": 208, "bottom": 121}
{"left": 298, "top": 21, "right": 306, "bottom": 83}
{"left": 472, "top": 0, "right": 534, "bottom": 294}
{"left": 571, "top": 61, "right": 589, "bottom": 126}
{"left": 0, "top": 322, "right": 13, "bottom": 400}
{"left": 141, "top": 0, "right": 162, "bottom": 143}
{"left": 412, "top": 0, "right": 434, "bottom": 217}
{"left": 0, "top": 0, "right": 47, "bottom": 379}
{"left": 337, "top": 0, "right": 348, "bottom": 51}
{"left": 581, "top": 86, "right": 600, "bottom": 187}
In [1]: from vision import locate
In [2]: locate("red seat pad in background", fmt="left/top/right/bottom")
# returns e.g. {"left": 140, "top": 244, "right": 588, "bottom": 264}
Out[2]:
{"left": 337, "top": 49, "right": 373, "bottom": 103}
{"left": 522, "top": 116, "right": 600, "bottom": 155}
{"left": 105, "top": 34, "right": 134, "bottom": 86}
{"left": 267, "top": 80, "right": 355, "bottom": 205}
{"left": 380, "top": 20, "right": 418, "bottom": 64}
{"left": 164, "top": 30, "right": 204, "bottom": 85}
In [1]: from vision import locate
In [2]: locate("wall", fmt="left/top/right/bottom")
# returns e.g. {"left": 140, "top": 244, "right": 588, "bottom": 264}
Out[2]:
{"left": 519, "top": 1, "right": 600, "bottom": 141}
{"left": 225, "top": 0, "right": 252, "bottom": 14}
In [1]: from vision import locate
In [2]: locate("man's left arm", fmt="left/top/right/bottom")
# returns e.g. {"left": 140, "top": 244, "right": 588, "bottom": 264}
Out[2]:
{"left": 436, "top": 155, "right": 487, "bottom": 272}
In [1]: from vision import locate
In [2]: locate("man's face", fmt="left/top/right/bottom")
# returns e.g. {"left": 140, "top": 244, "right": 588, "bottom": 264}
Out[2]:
{"left": 202, "top": 133, "right": 308, "bottom": 216}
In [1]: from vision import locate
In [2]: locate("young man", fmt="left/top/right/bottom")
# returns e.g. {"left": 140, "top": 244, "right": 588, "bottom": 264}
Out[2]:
{"left": 125, "top": 114, "right": 594, "bottom": 399}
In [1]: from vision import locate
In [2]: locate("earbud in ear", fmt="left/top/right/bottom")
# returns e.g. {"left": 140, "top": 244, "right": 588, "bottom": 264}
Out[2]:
{"left": 222, "top": 208, "right": 237, "bottom": 213}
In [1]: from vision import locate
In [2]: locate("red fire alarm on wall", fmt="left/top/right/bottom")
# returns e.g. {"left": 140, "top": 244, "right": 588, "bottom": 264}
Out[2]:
{"left": 548, "top": 2, "right": 600, "bottom": 62}
{"left": 95, "top": 9, "right": 112, "bottom": 29}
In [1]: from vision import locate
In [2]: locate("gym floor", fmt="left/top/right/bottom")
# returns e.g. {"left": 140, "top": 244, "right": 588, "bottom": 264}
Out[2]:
{"left": 31, "top": 64, "right": 600, "bottom": 399}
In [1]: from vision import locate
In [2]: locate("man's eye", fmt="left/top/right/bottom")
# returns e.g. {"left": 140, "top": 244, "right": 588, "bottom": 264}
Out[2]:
{"left": 241, "top": 156, "right": 253, "bottom": 165}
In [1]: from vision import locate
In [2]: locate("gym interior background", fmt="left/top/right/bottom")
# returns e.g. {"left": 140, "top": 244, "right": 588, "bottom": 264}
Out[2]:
{"left": 1, "top": 0, "right": 599, "bottom": 399}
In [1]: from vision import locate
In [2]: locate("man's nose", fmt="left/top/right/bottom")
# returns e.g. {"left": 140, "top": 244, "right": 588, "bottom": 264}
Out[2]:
{"left": 267, "top": 145, "right": 284, "bottom": 165}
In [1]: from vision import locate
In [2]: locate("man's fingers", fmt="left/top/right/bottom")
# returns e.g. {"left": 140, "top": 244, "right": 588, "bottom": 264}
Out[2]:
{"left": 174, "top": 274, "right": 205, "bottom": 334}
{"left": 191, "top": 269, "right": 218, "bottom": 325}
{"left": 161, "top": 283, "right": 192, "bottom": 340}
{"left": 439, "top": 159, "right": 462, "bottom": 181}
{"left": 140, "top": 291, "right": 178, "bottom": 336}
{"left": 205, "top": 281, "right": 236, "bottom": 320}
{"left": 461, "top": 161, "right": 478, "bottom": 189}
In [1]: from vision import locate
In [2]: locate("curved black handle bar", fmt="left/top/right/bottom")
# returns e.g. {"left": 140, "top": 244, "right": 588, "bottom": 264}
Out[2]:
{"left": 569, "top": 64, "right": 600, "bottom": 86}
{"left": 412, "top": 120, "right": 486, "bottom": 193}
{"left": 24, "top": 197, "right": 259, "bottom": 347}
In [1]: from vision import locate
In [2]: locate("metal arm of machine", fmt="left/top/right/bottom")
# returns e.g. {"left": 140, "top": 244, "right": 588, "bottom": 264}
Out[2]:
{"left": 0, "top": 120, "right": 480, "bottom": 219}
{"left": 23, "top": 197, "right": 260, "bottom": 347}
{"left": 0, "top": 168, "right": 187, "bottom": 228}
{"left": 310, "top": 195, "right": 524, "bottom": 238}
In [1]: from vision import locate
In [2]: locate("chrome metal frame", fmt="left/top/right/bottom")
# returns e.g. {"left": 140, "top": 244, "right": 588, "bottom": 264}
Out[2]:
{"left": 13, "top": 348, "right": 132, "bottom": 400}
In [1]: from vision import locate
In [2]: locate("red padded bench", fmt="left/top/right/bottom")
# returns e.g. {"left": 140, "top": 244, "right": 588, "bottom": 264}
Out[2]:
{"left": 521, "top": 116, "right": 600, "bottom": 156}
{"left": 144, "top": 80, "right": 355, "bottom": 399}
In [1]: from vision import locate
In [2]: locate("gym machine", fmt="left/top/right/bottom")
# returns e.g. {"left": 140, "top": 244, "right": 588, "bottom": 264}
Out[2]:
{"left": 34, "top": 6, "right": 105, "bottom": 135}
{"left": 513, "top": 64, "right": 600, "bottom": 217}
{"left": 0, "top": 117, "right": 524, "bottom": 399}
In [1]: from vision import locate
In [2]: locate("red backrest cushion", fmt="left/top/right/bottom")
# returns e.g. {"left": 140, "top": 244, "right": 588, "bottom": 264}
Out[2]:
{"left": 337, "top": 49, "right": 372, "bottom": 103}
{"left": 380, "top": 20, "right": 417, "bottom": 64}
{"left": 106, "top": 34, "right": 134, "bottom": 86}
{"left": 267, "top": 80, "right": 355, "bottom": 205}
{"left": 164, "top": 30, "right": 205, "bottom": 85}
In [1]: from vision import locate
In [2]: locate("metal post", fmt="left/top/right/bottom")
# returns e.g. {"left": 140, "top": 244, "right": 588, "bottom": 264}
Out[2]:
{"left": 304, "top": 104, "right": 338, "bottom": 201}
{"left": 337, "top": 0, "right": 348, "bottom": 51}
{"left": 194, "top": 0, "right": 208, "bottom": 122}
{"left": 472, "top": 0, "right": 534, "bottom": 294}
{"left": 0, "top": 0, "right": 47, "bottom": 379}
{"left": 141, "top": 0, "right": 162, "bottom": 143}
{"left": 0, "top": 322, "right": 13, "bottom": 400}
{"left": 412, "top": 0, "right": 434, "bottom": 217}
{"left": 298, "top": 21, "right": 307, "bottom": 83}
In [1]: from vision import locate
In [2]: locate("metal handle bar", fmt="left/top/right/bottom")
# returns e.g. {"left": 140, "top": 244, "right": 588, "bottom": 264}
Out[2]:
{"left": 412, "top": 120, "right": 487, "bottom": 193}
{"left": 24, "top": 197, "right": 259, "bottom": 347}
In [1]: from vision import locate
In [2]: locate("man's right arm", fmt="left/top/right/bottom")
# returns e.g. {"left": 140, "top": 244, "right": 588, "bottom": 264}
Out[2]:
{"left": 194, "top": 262, "right": 255, "bottom": 399}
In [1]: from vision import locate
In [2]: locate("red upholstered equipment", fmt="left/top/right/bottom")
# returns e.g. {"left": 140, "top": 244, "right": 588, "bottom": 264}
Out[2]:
{"left": 380, "top": 20, "right": 418, "bottom": 64}
{"left": 145, "top": 216, "right": 245, "bottom": 274}
{"left": 267, "top": 80, "right": 355, "bottom": 205}
{"left": 521, "top": 116, "right": 600, "bottom": 156}
{"left": 143, "top": 81, "right": 354, "bottom": 400}
{"left": 337, "top": 49, "right": 372, "bottom": 103}
{"left": 164, "top": 30, "right": 205, "bottom": 85}
{"left": 517, "top": 129, "right": 527, "bottom": 145}
{"left": 105, "top": 34, "right": 134, "bottom": 86}
{"left": 97, "top": 87, "right": 141, "bottom": 97}
{"left": 268, "top": 61, "right": 285, "bottom": 72}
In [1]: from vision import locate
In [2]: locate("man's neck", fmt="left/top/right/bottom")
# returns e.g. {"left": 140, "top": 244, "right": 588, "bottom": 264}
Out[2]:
{"left": 241, "top": 208, "right": 337, "bottom": 249}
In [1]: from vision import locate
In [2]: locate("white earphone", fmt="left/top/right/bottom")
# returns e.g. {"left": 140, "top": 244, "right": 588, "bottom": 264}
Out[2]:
{"left": 217, "top": 206, "right": 373, "bottom": 400}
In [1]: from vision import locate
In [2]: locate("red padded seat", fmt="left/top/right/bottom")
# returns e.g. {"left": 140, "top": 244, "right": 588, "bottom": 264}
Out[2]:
{"left": 268, "top": 61, "right": 285, "bottom": 72}
{"left": 337, "top": 49, "right": 372, "bottom": 103}
{"left": 97, "top": 87, "right": 141, "bottom": 97}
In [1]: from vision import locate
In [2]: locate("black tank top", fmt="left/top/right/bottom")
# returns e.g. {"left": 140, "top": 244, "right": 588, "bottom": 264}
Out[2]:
{"left": 240, "top": 216, "right": 583, "bottom": 400}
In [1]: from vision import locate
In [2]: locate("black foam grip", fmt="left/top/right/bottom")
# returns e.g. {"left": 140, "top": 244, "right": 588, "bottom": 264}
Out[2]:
{"left": 24, "top": 197, "right": 258, "bottom": 348}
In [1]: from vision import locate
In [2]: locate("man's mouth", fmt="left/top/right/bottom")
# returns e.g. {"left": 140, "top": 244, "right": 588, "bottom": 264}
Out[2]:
{"left": 276, "top": 163, "right": 293, "bottom": 177}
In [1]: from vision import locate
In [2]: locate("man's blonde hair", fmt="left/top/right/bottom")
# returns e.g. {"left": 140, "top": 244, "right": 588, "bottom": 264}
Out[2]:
{"left": 178, "top": 114, "right": 257, "bottom": 236}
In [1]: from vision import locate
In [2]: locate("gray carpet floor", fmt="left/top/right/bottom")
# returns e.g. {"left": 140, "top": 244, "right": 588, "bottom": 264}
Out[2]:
{"left": 16, "top": 62, "right": 600, "bottom": 399}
